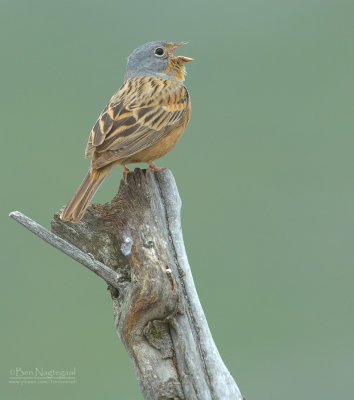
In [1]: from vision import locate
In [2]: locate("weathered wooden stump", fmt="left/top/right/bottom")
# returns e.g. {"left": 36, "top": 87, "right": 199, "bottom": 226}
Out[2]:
{"left": 11, "top": 168, "right": 243, "bottom": 400}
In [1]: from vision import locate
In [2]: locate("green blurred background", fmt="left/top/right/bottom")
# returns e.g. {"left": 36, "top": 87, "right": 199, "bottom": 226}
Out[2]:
{"left": 1, "top": 0, "right": 353, "bottom": 399}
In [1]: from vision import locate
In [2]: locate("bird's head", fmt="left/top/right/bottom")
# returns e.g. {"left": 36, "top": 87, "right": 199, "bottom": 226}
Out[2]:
{"left": 125, "top": 41, "right": 193, "bottom": 82}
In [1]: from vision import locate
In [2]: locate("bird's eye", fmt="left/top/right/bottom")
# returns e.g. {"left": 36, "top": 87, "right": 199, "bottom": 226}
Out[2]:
{"left": 155, "top": 47, "right": 165, "bottom": 57}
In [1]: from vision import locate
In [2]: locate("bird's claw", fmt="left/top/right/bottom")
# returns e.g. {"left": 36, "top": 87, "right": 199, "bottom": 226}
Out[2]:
{"left": 147, "top": 162, "right": 166, "bottom": 172}
{"left": 123, "top": 165, "right": 131, "bottom": 184}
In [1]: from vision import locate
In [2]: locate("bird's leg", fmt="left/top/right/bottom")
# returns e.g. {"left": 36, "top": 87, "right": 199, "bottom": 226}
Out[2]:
{"left": 123, "top": 165, "right": 130, "bottom": 184}
{"left": 147, "top": 161, "right": 166, "bottom": 172}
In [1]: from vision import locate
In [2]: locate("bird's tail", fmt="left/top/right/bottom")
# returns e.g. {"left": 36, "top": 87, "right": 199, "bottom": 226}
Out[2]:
{"left": 60, "top": 165, "right": 114, "bottom": 223}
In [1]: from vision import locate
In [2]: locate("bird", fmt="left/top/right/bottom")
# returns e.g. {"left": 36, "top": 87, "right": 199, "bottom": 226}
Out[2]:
{"left": 60, "top": 41, "right": 193, "bottom": 223}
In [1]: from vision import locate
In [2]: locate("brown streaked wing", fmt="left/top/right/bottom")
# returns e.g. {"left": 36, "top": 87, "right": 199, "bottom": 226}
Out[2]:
{"left": 92, "top": 125, "right": 176, "bottom": 169}
{"left": 85, "top": 99, "right": 125, "bottom": 158}
{"left": 85, "top": 76, "right": 190, "bottom": 168}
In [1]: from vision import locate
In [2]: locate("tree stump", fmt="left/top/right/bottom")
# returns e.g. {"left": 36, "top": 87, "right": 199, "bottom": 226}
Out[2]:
{"left": 11, "top": 168, "right": 243, "bottom": 400}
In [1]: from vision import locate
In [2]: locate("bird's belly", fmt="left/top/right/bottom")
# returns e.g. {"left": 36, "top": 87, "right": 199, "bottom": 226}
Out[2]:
{"left": 123, "top": 125, "right": 186, "bottom": 164}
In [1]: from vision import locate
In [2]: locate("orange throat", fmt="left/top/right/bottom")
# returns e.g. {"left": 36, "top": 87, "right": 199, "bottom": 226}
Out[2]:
{"left": 165, "top": 59, "right": 186, "bottom": 82}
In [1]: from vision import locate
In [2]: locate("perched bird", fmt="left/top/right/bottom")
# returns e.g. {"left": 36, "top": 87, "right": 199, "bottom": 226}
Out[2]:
{"left": 60, "top": 41, "right": 193, "bottom": 223}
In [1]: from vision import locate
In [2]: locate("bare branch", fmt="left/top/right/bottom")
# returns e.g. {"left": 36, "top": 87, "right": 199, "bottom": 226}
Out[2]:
{"left": 9, "top": 211, "right": 124, "bottom": 289}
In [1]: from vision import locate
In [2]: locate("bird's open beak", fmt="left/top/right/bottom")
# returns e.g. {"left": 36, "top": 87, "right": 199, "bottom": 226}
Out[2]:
{"left": 169, "top": 42, "right": 194, "bottom": 63}
{"left": 176, "top": 56, "right": 194, "bottom": 63}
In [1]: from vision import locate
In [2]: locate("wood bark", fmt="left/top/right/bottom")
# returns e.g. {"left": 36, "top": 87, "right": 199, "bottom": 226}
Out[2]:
{"left": 11, "top": 168, "right": 243, "bottom": 400}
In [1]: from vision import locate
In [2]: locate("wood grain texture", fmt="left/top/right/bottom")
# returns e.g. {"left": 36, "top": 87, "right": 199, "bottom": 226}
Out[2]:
{"left": 11, "top": 168, "right": 243, "bottom": 400}
{"left": 9, "top": 211, "right": 125, "bottom": 289}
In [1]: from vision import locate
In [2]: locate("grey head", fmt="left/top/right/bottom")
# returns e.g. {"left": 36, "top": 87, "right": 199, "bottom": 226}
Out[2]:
{"left": 124, "top": 41, "right": 193, "bottom": 82}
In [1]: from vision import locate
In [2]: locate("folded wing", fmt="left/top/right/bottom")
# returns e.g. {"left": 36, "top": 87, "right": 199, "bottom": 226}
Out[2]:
{"left": 85, "top": 76, "right": 190, "bottom": 169}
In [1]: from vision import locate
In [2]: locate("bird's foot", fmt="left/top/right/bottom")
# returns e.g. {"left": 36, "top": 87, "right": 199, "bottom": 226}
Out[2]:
{"left": 123, "top": 165, "right": 131, "bottom": 184}
{"left": 147, "top": 162, "right": 166, "bottom": 172}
